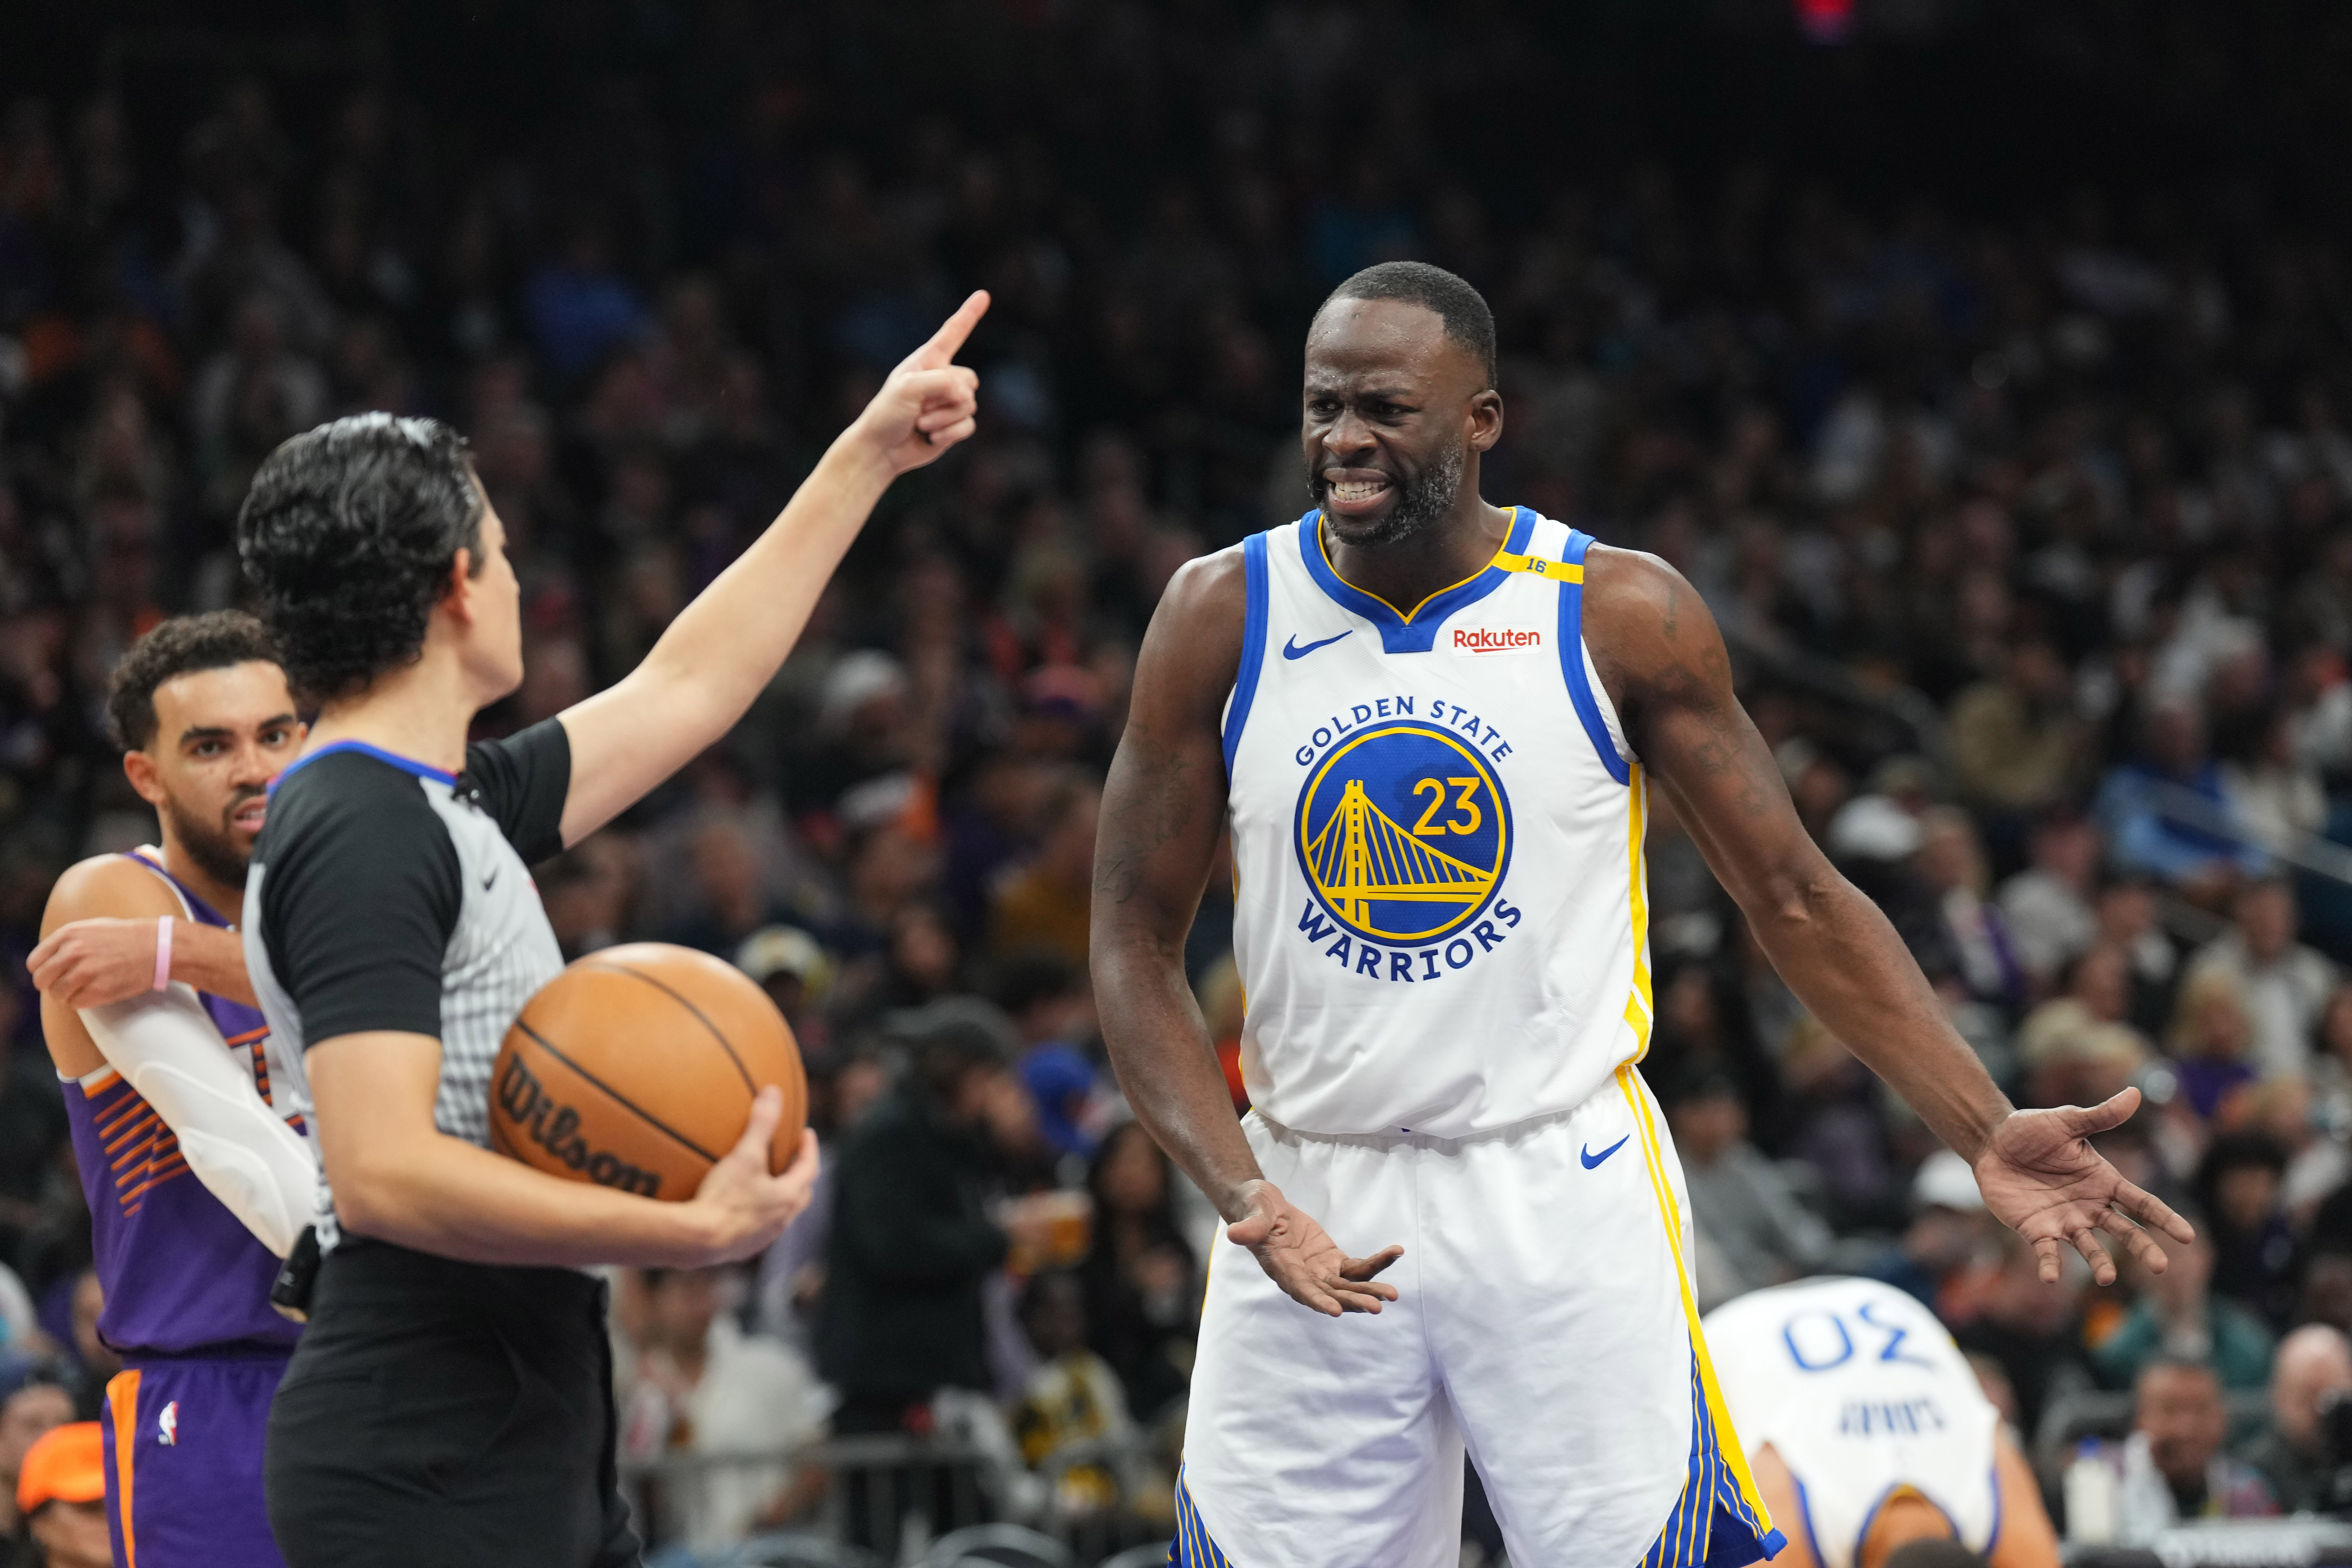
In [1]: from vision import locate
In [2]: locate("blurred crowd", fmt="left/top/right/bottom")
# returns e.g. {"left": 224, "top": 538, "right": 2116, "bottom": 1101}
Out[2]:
{"left": 7, "top": 0, "right": 2352, "bottom": 1553}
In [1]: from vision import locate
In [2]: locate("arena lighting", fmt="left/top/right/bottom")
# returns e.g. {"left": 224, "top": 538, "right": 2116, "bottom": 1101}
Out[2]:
{"left": 1796, "top": 0, "right": 1857, "bottom": 43}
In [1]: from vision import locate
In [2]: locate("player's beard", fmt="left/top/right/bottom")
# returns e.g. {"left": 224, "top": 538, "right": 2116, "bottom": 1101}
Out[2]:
{"left": 165, "top": 786, "right": 259, "bottom": 889}
{"left": 1311, "top": 439, "right": 1468, "bottom": 548}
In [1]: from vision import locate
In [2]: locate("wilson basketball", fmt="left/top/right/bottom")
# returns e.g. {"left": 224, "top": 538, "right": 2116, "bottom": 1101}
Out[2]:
{"left": 489, "top": 943, "right": 805, "bottom": 1202}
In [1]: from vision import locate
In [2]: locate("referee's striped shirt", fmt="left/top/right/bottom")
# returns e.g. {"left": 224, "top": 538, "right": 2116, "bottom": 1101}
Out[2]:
{"left": 244, "top": 722, "right": 570, "bottom": 1250}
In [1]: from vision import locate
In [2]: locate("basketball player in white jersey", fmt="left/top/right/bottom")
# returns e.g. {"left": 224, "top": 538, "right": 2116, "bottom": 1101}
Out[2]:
{"left": 1704, "top": 1277, "right": 2059, "bottom": 1568}
{"left": 1090, "top": 261, "right": 2190, "bottom": 1568}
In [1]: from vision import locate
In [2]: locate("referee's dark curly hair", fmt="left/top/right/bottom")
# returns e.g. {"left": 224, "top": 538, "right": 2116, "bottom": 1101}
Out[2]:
{"left": 236, "top": 414, "right": 485, "bottom": 704}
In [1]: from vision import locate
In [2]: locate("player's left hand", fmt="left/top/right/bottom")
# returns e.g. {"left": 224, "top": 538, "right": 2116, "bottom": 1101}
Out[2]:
{"left": 1971, "top": 1087, "right": 2195, "bottom": 1286}
{"left": 849, "top": 290, "right": 988, "bottom": 476}
{"left": 27, "top": 917, "right": 162, "bottom": 1009}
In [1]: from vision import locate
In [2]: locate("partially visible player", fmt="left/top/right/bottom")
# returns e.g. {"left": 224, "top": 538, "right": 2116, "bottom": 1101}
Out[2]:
{"left": 29, "top": 611, "right": 316, "bottom": 1568}
{"left": 1703, "top": 1276, "right": 2060, "bottom": 1568}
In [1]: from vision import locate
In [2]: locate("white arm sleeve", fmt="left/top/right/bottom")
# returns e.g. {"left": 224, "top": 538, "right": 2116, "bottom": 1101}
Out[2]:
{"left": 80, "top": 985, "right": 317, "bottom": 1258}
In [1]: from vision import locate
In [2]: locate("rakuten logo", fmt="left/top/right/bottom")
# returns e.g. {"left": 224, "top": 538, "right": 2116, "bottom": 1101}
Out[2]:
{"left": 1450, "top": 627, "right": 1543, "bottom": 654}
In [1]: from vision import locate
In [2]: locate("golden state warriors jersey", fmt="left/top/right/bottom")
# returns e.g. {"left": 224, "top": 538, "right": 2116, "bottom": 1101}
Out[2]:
{"left": 1223, "top": 507, "right": 1650, "bottom": 1139}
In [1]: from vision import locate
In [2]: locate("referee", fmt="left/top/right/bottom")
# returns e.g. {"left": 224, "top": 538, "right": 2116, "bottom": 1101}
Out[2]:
{"left": 236, "top": 294, "right": 986, "bottom": 1567}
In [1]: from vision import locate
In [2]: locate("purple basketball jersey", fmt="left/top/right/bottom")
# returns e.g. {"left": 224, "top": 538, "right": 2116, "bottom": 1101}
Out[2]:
{"left": 59, "top": 852, "right": 302, "bottom": 1355}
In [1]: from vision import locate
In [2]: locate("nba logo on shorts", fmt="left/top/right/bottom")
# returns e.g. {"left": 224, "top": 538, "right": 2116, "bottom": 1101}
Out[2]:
{"left": 157, "top": 1400, "right": 178, "bottom": 1446}
{"left": 1294, "top": 722, "right": 1513, "bottom": 945}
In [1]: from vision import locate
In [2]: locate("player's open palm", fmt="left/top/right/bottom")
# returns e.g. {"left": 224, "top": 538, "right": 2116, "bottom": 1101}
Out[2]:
{"left": 1971, "top": 1087, "right": 2194, "bottom": 1287}
{"left": 1227, "top": 1179, "right": 1402, "bottom": 1318}
{"left": 687, "top": 1086, "right": 820, "bottom": 1264}
{"left": 852, "top": 289, "right": 988, "bottom": 476}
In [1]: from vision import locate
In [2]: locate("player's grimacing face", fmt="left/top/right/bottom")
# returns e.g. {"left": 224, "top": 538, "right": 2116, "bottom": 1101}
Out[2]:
{"left": 1301, "top": 298, "right": 1495, "bottom": 548}
{"left": 130, "top": 661, "right": 303, "bottom": 881}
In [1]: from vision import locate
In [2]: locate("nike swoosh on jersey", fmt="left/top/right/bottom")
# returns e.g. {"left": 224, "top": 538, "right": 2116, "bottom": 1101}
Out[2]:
{"left": 1282, "top": 630, "right": 1353, "bottom": 660}
{"left": 1580, "top": 1135, "right": 1630, "bottom": 1169}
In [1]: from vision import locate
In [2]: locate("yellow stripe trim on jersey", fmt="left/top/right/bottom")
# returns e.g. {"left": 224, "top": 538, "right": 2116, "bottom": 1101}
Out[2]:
{"left": 1623, "top": 762, "right": 1655, "bottom": 1059}
{"left": 1615, "top": 1063, "right": 1778, "bottom": 1546}
{"left": 1315, "top": 508, "right": 1561, "bottom": 622}
{"left": 1492, "top": 550, "right": 1582, "bottom": 582}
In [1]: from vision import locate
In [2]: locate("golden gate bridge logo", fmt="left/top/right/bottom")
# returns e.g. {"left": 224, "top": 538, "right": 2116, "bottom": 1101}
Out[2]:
{"left": 1295, "top": 723, "right": 1511, "bottom": 945}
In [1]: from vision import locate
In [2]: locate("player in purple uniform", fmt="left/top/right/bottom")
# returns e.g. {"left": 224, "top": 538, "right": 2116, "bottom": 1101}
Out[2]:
{"left": 30, "top": 612, "right": 316, "bottom": 1568}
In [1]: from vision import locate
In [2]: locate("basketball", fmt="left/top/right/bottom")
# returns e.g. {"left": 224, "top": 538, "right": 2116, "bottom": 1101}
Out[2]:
{"left": 488, "top": 943, "right": 805, "bottom": 1202}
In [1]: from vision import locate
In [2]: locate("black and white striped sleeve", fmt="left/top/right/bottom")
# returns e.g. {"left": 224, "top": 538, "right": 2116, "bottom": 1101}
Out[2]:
{"left": 259, "top": 755, "right": 461, "bottom": 1046}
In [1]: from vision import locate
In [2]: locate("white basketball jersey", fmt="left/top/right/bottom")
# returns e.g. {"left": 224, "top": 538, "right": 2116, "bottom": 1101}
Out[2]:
{"left": 1702, "top": 1278, "right": 2002, "bottom": 1568}
{"left": 1222, "top": 507, "right": 1649, "bottom": 1138}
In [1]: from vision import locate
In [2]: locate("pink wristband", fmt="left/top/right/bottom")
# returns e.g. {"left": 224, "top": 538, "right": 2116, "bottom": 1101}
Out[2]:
{"left": 153, "top": 916, "right": 173, "bottom": 993}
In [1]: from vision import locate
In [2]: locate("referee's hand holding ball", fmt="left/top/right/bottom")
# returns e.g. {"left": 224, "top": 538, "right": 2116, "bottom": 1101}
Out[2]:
{"left": 678, "top": 1086, "right": 819, "bottom": 1263}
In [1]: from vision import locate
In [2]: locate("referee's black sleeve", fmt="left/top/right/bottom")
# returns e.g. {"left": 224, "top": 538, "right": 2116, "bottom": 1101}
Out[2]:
{"left": 261, "top": 754, "right": 461, "bottom": 1045}
{"left": 463, "top": 718, "right": 572, "bottom": 863}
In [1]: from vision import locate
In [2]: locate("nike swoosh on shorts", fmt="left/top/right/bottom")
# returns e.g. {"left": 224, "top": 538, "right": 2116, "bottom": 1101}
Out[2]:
{"left": 1580, "top": 1135, "right": 1630, "bottom": 1169}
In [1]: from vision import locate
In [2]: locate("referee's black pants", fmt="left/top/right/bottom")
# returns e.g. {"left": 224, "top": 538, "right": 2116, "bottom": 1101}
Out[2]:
{"left": 265, "top": 1239, "right": 640, "bottom": 1568}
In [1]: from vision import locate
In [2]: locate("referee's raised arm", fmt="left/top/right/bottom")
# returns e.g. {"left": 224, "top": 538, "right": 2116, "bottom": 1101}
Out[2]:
{"left": 553, "top": 289, "right": 987, "bottom": 846}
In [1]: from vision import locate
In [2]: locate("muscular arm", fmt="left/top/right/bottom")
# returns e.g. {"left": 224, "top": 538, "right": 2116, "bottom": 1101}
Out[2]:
{"left": 38, "top": 857, "right": 313, "bottom": 1255}
{"left": 31, "top": 909, "right": 254, "bottom": 1009}
{"left": 555, "top": 293, "right": 986, "bottom": 846}
{"left": 308, "top": 1033, "right": 816, "bottom": 1269}
{"left": 1091, "top": 552, "right": 1258, "bottom": 1213}
{"left": 1091, "top": 552, "right": 1401, "bottom": 1315}
{"left": 1586, "top": 547, "right": 2189, "bottom": 1283}
{"left": 1584, "top": 549, "right": 2010, "bottom": 1159}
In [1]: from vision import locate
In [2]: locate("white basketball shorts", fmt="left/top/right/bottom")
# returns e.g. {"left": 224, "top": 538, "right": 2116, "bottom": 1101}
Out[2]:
{"left": 1176, "top": 1065, "right": 1784, "bottom": 1568}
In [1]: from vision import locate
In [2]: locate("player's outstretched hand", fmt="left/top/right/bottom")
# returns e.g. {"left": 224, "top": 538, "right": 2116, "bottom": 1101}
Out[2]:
{"left": 1972, "top": 1087, "right": 2195, "bottom": 1286}
{"left": 849, "top": 290, "right": 988, "bottom": 477}
{"left": 687, "top": 1086, "right": 820, "bottom": 1264}
{"left": 1226, "top": 1179, "right": 1402, "bottom": 1318}
{"left": 28, "top": 916, "right": 163, "bottom": 1009}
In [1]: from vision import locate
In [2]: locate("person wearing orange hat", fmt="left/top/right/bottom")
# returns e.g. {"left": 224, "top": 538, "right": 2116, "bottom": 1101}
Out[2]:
{"left": 14, "top": 1422, "right": 110, "bottom": 1568}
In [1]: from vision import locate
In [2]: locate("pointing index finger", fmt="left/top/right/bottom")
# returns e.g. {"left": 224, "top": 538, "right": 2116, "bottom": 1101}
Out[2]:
{"left": 908, "top": 290, "right": 991, "bottom": 371}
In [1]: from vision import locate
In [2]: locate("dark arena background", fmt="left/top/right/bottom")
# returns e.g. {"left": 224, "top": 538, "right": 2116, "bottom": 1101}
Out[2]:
{"left": 10, "top": 3, "right": 2352, "bottom": 1565}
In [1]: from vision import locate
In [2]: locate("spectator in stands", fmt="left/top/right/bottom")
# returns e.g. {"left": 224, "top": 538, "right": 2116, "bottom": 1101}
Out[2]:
{"left": 611, "top": 1266, "right": 830, "bottom": 1549}
{"left": 1080, "top": 1121, "right": 1199, "bottom": 1423}
{"left": 1663, "top": 1070, "right": 1832, "bottom": 1309}
{"left": 1912, "top": 808, "right": 2027, "bottom": 1014}
{"left": 2094, "top": 875, "right": 2183, "bottom": 1040}
{"left": 9, "top": 1421, "right": 108, "bottom": 1568}
{"left": 0, "top": 1368, "right": 71, "bottom": 1545}
{"left": 2240, "top": 1323, "right": 2352, "bottom": 1513}
{"left": 1950, "top": 1234, "right": 2092, "bottom": 1437}
{"left": 1997, "top": 811, "right": 2102, "bottom": 993}
{"left": 2106, "top": 1357, "right": 2278, "bottom": 1541}
{"left": 1863, "top": 1149, "right": 1995, "bottom": 1313}
{"left": 2090, "top": 1221, "right": 2274, "bottom": 1393}
{"left": 2183, "top": 876, "right": 2337, "bottom": 1080}
{"left": 1948, "top": 634, "right": 2086, "bottom": 828}
{"left": 987, "top": 778, "right": 1101, "bottom": 968}
{"left": 817, "top": 1001, "right": 1017, "bottom": 1438}
{"left": 2198, "top": 1133, "right": 2299, "bottom": 1331}
{"left": 2094, "top": 702, "right": 2266, "bottom": 899}
{"left": 995, "top": 950, "right": 1113, "bottom": 1160}
{"left": 1010, "top": 1270, "right": 1133, "bottom": 1519}
{"left": 2167, "top": 969, "right": 2262, "bottom": 1123}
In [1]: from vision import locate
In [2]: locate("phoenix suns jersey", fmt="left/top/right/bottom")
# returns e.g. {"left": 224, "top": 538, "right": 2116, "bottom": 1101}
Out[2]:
{"left": 1221, "top": 506, "right": 1651, "bottom": 1139}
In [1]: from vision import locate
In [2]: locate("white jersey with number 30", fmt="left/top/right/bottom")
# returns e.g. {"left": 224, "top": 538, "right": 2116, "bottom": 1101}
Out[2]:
{"left": 1703, "top": 1277, "right": 2003, "bottom": 1568}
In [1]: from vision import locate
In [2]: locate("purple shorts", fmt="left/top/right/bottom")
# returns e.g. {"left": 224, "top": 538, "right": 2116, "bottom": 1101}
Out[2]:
{"left": 103, "top": 1354, "right": 292, "bottom": 1568}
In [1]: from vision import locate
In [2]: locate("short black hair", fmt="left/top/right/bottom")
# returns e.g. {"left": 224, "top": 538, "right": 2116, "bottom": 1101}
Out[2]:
{"left": 105, "top": 611, "right": 281, "bottom": 752}
{"left": 236, "top": 414, "right": 484, "bottom": 704}
{"left": 1322, "top": 261, "right": 1498, "bottom": 386}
